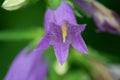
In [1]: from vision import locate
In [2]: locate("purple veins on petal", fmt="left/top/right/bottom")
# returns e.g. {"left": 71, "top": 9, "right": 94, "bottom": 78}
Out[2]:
{"left": 72, "top": 35, "right": 88, "bottom": 54}
{"left": 66, "top": 22, "right": 87, "bottom": 54}
{"left": 53, "top": 42, "right": 69, "bottom": 65}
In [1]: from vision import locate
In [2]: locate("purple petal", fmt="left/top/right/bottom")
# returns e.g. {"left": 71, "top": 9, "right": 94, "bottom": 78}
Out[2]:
{"left": 66, "top": 21, "right": 86, "bottom": 41}
{"left": 27, "top": 50, "right": 48, "bottom": 80}
{"left": 48, "top": 22, "right": 70, "bottom": 65}
{"left": 66, "top": 21, "right": 86, "bottom": 32}
{"left": 77, "top": 24, "right": 86, "bottom": 32}
{"left": 5, "top": 47, "right": 30, "bottom": 80}
{"left": 72, "top": 35, "right": 88, "bottom": 54}
{"left": 44, "top": 9, "right": 55, "bottom": 32}
{"left": 48, "top": 22, "right": 63, "bottom": 43}
{"left": 53, "top": 42, "right": 69, "bottom": 65}
{"left": 103, "top": 21, "right": 120, "bottom": 35}
{"left": 44, "top": 1, "right": 77, "bottom": 32}
{"left": 36, "top": 35, "right": 50, "bottom": 51}
{"left": 5, "top": 47, "right": 48, "bottom": 80}
{"left": 54, "top": 2, "right": 77, "bottom": 25}
{"left": 49, "top": 22, "right": 61, "bottom": 32}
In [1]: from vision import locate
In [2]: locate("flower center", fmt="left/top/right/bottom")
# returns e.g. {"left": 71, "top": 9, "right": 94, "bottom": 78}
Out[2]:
{"left": 61, "top": 22, "right": 67, "bottom": 43}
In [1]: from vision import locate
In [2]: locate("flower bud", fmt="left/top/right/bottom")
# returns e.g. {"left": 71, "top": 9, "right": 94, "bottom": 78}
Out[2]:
{"left": 2, "top": 0, "right": 27, "bottom": 11}
{"left": 47, "top": 0, "right": 61, "bottom": 9}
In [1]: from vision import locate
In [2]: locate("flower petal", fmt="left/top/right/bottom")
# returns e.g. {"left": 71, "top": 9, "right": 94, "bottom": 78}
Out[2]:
{"left": 27, "top": 50, "right": 48, "bottom": 80}
{"left": 103, "top": 21, "right": 120, "bottom": 35}
{"left": 48, "top": 22, "right": 63, "bottom": 43}
{"left": 77, "top": 24, "right": 86, "bottom": 32}
{"left": 5, "top": 47, "right": 30, "bottom": 80}
{"left": 53, "top": 42, "right": 69, "bottom": 65}
{"left": 66, "top": 21, "right": 86, "bottom": 35}
{"left": 72, "top": 35, "right": 88, "bottom": 54}
{"left": 36, "top": 35, "right": 50, "bottom": 51}
{"left": 5, "top": 47, "right": 48, "bottom": 80}
{"left": 54, "top": 2, "right": 77, "bottom": 25}
{"left": 44, "top": 9, "right": 55, "bottom": 32}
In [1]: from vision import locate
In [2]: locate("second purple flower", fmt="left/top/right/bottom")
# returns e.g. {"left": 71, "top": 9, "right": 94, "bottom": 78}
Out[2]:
{"left": 73, "top": 0, "right": 120, "bottom": 35}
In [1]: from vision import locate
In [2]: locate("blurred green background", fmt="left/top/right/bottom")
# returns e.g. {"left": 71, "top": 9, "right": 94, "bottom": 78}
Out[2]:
{"left": 0, "top": 0, "right": 120, "bottom": 80}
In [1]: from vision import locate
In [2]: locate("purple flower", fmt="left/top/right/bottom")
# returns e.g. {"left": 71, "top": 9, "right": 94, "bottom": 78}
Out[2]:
{"left": 36, "top": 2, "right": 87, "bottom": 65}
{"left": 74, "top": 0, "right": 120, "bottom": 35}
{"left": 5, "top": 47, "right": 48, "bottom": 80}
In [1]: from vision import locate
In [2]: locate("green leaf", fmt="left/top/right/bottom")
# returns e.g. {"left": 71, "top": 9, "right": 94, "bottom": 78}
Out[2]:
{"left": 0, "top": 28, "right": 44, "bottom": 41}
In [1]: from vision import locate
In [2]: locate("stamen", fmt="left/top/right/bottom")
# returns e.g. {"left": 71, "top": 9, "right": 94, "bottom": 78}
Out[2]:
{"left": 61, "top": 22, "right": 67, "bottom": 43}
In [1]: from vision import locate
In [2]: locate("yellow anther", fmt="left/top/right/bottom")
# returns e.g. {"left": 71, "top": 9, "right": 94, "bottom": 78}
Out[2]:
{"left": 61, "top": 22, "right": 67, "bottom": 43}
